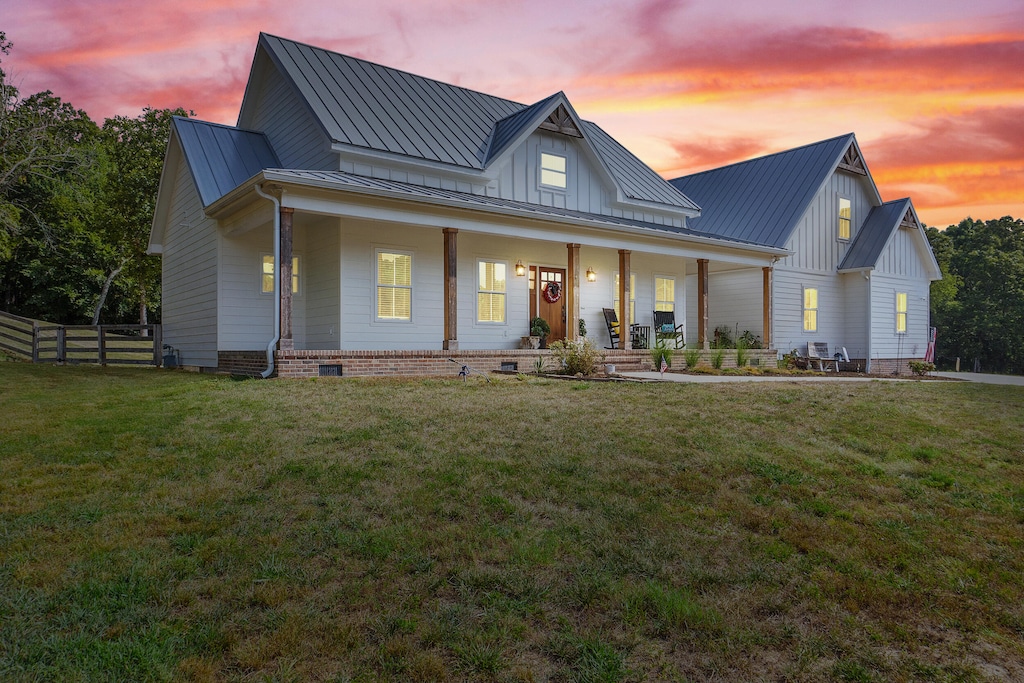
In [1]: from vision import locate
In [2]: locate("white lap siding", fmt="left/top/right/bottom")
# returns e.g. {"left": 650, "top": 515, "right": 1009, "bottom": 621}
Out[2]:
{"left": 161, "top": 160, "right": 218, "bottom": 367}
{"left": 684, "top": 269, "right": 764, "bottom": 345}
{"left": 772, "top": 269, "right": 845, "bottom": 355}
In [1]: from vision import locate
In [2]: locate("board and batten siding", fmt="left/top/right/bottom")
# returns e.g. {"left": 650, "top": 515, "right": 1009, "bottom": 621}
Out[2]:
{"left": 246, "top": 55, "right": 337, "bottom": 171}
{"left": 875, "top": 226, "right": 930, "bottom": 278}
{"left": 779, "top": 170, "right": 875, "bottom": 272}
{"left": 338, "top": 130, "right": 685, "bottom": 228}
{"left": 162, "top": 155, "right": 219, "bottom": 367}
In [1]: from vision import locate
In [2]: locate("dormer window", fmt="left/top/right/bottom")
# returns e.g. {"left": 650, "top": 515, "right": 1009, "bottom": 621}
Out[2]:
{"left": 838, "top": 197, "right": 851, "bottom": 240}
{"left": 540, "top": 152, "right": 567, "bottom": 190}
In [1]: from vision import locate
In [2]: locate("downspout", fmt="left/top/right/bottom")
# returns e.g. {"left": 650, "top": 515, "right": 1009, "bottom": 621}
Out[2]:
{"left": 863, "top": 270, "right": 872, "bottom": 373}
{"left": 254, "top": 184, "right": 280, "bottom": 378}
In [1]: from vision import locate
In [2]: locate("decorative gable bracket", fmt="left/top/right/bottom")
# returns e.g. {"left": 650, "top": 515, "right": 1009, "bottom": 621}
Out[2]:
{"left": 538, "top": 104, "right": 583, "bottom": 138}
{"left": 900, "top": 207, "right": 921, "bottom": 231}
{"left": 837, "top": 143, "right": 868, "bottom": 176}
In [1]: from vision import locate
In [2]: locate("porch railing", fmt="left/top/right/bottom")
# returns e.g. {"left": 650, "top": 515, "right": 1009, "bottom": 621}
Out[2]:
{"left": 0, "top": 310, "right": 162, "bottom": 366}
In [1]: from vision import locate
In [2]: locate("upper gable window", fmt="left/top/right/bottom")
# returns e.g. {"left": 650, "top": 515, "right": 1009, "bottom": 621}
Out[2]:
{"left": 540, "top": 152, "right": 567, "bottom": 190}
{"left": 838, "top": 197, "right": 852, "bottom": 240}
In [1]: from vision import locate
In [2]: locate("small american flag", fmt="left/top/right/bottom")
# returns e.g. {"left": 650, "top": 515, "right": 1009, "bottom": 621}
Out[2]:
{"left": 660, "top": 356, "right": 668, "bottom": 376}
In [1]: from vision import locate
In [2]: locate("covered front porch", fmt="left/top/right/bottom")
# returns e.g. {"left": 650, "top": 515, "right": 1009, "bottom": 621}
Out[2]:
{"left": 211, "top": 178, "right": 783, "bottom": 377}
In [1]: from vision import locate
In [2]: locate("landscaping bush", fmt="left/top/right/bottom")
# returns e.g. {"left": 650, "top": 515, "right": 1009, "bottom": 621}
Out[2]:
{"left": 650, "top": 341, "right": 674, "bottom": 371}
{"left": 548, "top": 338, "right": 604, "bottom": 376}
{"left": 683, "top": 347, "right": 701, "bottom": 369}
{"left": 908, "top": 360, "right": 936, "bottom": 376}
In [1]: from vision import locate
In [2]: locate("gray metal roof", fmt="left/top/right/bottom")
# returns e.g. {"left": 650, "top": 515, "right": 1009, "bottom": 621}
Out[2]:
{"left": 838, "top": 198, "right": 910, "bottom": 270}
{"left": 261, "top": 169, "right": 764, "bottom": 249}
{"left": 257, "top": 33, "right": 697, "bottom": 211}
{"left": 173, "top": 117, "right": 280, "bottom": 207}
{"left": 669, "top": 134, "right": 855, "bottom": 248}
{"left": 484, "top": 92, "right": 564, "bottom": 164}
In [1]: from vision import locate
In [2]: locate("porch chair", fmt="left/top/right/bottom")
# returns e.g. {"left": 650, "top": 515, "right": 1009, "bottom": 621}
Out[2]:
{"left": 602, "top": 308, "right": 650, "bottom": 349}
{"left": 806, "top": 341, "right": 837, "bottom": 372}
{"left": 653, "top": 310, "right": 685, "bottom": 349}
{"left": 602, "top": 308, "right": 621, "bottom": 349}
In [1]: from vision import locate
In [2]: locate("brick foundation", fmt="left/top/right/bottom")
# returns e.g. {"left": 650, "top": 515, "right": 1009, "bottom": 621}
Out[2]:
{"left": 218, "top": 351, "right": 271, "bottom": 376}
{"left": 868, "top": 357, "right": 927, "bottom": 376}
{"left": 219, "top": 347, "right": 781, "bottom": 379}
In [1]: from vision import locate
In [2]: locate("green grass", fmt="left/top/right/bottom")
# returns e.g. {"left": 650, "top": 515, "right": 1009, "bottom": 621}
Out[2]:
{"left": 1, "top": 363, "right": 1023, "bottom": 681}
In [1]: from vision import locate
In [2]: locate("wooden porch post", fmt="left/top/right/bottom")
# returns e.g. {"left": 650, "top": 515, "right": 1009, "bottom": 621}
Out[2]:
{"left": 618, "top": 249, "right": 631, "bottom": 350}
{"left": 762, "top": 266, "right": 773, "bottom": 349}
{"left": 443, "top": 228, "right": 458, "bottom": 350}
{"left": 697, "top": 258, "right": 709, "bottom": 350}
{"left": 567, "top": 243, "right": 580, "bottom": 341}
{"left": 279, "top": 207, "right": 294, "bottom": 350}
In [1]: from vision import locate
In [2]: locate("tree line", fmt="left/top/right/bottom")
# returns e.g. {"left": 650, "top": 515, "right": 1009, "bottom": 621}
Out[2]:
{"left": 926, "top": 217, "right": 1024, "bottom": 374}
{"left": 1, "top": 31, "right": 187, "bottom": 326}
{"left": 1, "top": 32, "right": 1021, "bottom": 372}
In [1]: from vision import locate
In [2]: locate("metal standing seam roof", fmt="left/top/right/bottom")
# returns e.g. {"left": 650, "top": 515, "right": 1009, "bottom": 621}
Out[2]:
{"left": 669, "top": 134, "right": 855, "bottom": 248}
{"left": 257, "top": 33, "right": 698, "bottom": 211}
{"left": 173, "top": 117, "right": 280, "bottom": 207}
{"left": 260, "top": 169, "right": 767, "bottom": 250}
{"left": 838, "top": 198, "right": 910, "bottom": 271}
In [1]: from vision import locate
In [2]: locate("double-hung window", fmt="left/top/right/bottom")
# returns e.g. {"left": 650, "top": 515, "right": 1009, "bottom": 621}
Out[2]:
{"left": 477, "top": 260, "right": 507, "bottom": 323}
{"left": 261, "top": 254, "right": 300, "bottom": 294}
{"left": 803, "top": 287, "right": 818, "bottom": 332}
{"left": 895, "top": 292, "right": 907, "bottom": 334}
{"left": 540, "top": 152, "right": 567, "bottom": 190}
{"left": 654, "top": 276, "right": 675, "bottom": 312}
{"left": 377, "top": 251, "right": 412, "bottom": 321}
{"left": 838, "top": 197, "right": 852, "bottom": 240}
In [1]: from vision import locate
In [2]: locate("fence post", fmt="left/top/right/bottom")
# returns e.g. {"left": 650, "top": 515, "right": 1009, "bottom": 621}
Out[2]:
{"left": 31, "top": 322, "right": 39, "bottom": 363}
{"left": 152, "top": 325, "right": 162, "bottom": 367}
{"left": 98, "top": 326, "right": 106, "bottom": 366}
{"left": 57, "top": 326, "right": 66, "bottom": 363}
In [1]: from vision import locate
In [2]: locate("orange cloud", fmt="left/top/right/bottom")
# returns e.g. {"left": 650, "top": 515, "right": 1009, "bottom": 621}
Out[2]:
{"left": 666, "top": 136, "right": 769, "bottom": 174}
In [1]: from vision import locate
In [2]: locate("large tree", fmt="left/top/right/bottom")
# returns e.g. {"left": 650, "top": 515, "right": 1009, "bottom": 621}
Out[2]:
{"left": 928, "top": 217, "right": 1024, "bottom": 374}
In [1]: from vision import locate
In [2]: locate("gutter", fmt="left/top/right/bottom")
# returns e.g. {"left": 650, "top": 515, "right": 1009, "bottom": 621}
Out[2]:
{"left": 253, "top": 183, "right": 280, "bottom": 378}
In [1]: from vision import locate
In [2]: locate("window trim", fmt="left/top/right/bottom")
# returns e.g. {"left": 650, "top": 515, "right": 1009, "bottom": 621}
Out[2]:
{"left": 539, "top": 151, "right": 568, "bottom": 191}
{"left": 895, "top": 291, "right": 908, "bottom": 335}
{"left": 802, "top": 286, "right": 818, "bottom": 333}
{"left": 374, "top": 248, "right": 414, "bottom": 323}
{"left": 476, "top": 258, "right": 508, "bottom": 325}
{"left": 260, "top": 252, "right": 301, "bottom": 295}
{"left": 838, "top": 195, "right": 852, "bottom": 241}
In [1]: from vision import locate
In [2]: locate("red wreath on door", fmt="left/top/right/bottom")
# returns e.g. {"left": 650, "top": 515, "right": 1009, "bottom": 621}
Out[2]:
{"left": 542, "top": 281, "right": 562, "bottom": 303}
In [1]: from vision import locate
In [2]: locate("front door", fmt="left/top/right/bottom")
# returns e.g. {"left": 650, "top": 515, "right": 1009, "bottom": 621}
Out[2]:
{"left": 530, "top": 266, "right": 566, "bottom": 342}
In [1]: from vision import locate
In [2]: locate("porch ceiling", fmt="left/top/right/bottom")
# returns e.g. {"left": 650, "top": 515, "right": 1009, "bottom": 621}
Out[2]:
{"left": 210, "top": 171, "right": 788, "bottom": 268}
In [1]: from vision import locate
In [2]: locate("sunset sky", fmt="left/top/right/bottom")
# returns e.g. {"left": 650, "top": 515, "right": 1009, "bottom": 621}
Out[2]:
{"left": 2, "top": 0, "right": 1021, "bottom": 227}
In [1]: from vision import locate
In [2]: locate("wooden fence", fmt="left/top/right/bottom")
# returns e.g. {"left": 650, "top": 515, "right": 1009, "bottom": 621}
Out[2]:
{"left": 0, "top": 310, "right": 162, "bottom": 366}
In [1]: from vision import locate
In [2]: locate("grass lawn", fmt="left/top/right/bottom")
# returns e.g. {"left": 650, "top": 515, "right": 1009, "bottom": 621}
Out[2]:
{"left": 1, "top": 363, "right": 1022, "bottom": 682}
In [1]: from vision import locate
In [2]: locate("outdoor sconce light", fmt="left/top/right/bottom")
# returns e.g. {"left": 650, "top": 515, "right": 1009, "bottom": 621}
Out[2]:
{"left": 515, "top": 260, "right": 526, "bottom": 277}
{"left": 586, "top": 267, "right": 597, "bottom": 282}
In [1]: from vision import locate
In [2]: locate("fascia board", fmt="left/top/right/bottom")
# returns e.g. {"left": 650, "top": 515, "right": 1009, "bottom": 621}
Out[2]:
{"left": 147, "top": 130, "right": 182, "bottom": 254}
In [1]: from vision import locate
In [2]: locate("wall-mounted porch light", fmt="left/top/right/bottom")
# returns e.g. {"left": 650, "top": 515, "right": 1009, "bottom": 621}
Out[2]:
{"left": 586, "top": 267, "right": 597, "bottom": 282}
{"left": 515, "top": 260, "right": 526, "bottom": 277}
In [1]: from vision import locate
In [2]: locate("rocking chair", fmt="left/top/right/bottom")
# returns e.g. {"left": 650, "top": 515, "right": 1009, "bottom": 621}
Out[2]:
{"left": 653, "top": 310, "right": 685, "bottom": 349}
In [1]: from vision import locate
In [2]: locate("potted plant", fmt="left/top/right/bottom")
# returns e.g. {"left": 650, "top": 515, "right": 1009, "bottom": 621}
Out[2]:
{"left": 530, "top": 316, "right": 551, "bottom": 349}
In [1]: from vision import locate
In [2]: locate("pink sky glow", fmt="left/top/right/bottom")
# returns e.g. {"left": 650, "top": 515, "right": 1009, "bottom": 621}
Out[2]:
{"left": 2, "top": 0, "right": 1022, "bottom": 227}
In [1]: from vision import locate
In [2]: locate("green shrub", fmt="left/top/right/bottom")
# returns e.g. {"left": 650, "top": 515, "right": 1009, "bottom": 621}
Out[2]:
{"left": 908, "top": 360, "right": 935, "bottom": 376}
{"left": 711, "top": 349, "right": 724, "bottom": 370}
{"left": 713, "top": 325, "right": 733, "bottom": 349}
{"left": 530, "top": 316, "right": 550, "bottom": 338}
{"left": 650, "top": 341, "right": 674, "bottom": 371}
{"left": 683, "top": 347, "right": 701, "bottom": 369}
{"left": 548, "top": 338, "right": 604, "bottom": 376}
{"left": 735, "top": 340, "right": 749, "bottom": 367}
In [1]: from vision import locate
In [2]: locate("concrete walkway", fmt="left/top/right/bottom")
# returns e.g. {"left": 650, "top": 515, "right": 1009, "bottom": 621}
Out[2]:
{"left": 621, "top": 371, "right": 1024, "bottom": 385}
{"left": 934, "top": 371, "right": 1024, "bottom": 386}
{"left": 620, "top": 371, "right": 913, "bottom": 383}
